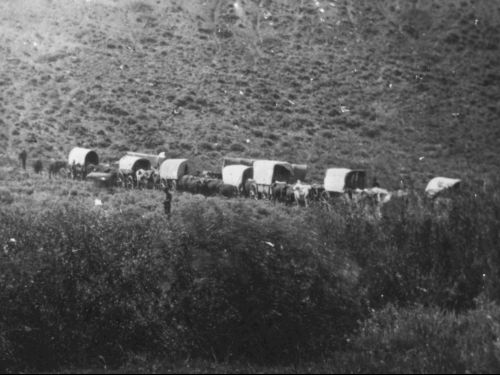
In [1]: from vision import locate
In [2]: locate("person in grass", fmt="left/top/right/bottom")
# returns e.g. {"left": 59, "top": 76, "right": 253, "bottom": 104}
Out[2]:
{"left": 19, "top": 149, "right": 27, "bottom": 170}
{"left": 163, "top": 186, "right": 172, "bottom": 218}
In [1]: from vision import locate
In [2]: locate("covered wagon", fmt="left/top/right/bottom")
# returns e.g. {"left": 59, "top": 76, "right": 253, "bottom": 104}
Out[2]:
{"left": 324, "top": 168, "right": 366, "bottom": 197}
{"left": 159, "top": 158, "right": 190, "bottom": 190}
{"left": 425, "top": 177, "right": 461, "bottom": 198}
{"left": 253, "top": 160, "right": 294, "bottom": 199}
{"left": 126, "top": 151, "right": 166, "bottom": 169}
{"left": 118, "top": 155, "right": 152, "bottom": 189}
{"left": 289, "top": 164, "right": 308, "bottom": 184}
{"left": 68, "top": 147, "right": 99, "bottom": 179}
{"left": 222, "top": 157, "right": 254, "bottom": 169}
{"left": 222, "top": 164, "right": 253, "bottom": 193}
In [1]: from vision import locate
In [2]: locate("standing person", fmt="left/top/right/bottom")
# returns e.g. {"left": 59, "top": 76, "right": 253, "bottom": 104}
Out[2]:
{"left": 19, "top": 149, "right": 27, "bottom": 170}
{"left": 163, "top": 186, "right": 172, "bottom": 218}
{"left": 372, "top": 177, "right": 380, "bottom": 188}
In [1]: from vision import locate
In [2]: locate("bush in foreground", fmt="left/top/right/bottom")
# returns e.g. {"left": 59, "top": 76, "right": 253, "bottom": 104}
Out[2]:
{"left": 0, "top": 199, "right": 363, "bottom": 371}
{"left": 332, "top": 302, "right": 500, "bottom": 373}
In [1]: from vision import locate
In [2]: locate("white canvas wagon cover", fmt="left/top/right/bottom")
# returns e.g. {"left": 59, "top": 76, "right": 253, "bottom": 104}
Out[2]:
{"left": 222, "top": 157, "right": 255, "bottom": 168}
{"left": 68, "top": 147, "right": 99, "bottom": 166}
{"left": 126, "top": 151, "right": 166, "bottom": 168}
{"left": 222, "top": 165, "right": 253, "bottom": 187}
{"left": 425, "top": 177, "right": 461, "bottom": 197}
{"left": 290, "top": 164, "right": 308, "bottom": 183}
{"left": 159, "top": 159, "right": 190, "bottom": 180}
{"left": 118, "top": 155, "right": 151, "bottom": 173}
{"left": 253, "top": 160, "right": 293, "bottom": 185}
{"left": 324, "top": 168, "right": 366, "bottom": 193}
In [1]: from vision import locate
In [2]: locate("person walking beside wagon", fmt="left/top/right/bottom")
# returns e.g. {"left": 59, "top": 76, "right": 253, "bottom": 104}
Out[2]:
{"left": 163, "top": 186, "right": 172, "bottom": 218}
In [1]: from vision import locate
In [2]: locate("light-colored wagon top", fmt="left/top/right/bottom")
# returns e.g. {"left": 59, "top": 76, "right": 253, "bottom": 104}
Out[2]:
{"left": 118, "top": 155, "right": 151, "bottom": 173}
{"left": 425, "top": 177, "right": 461, "bottom": 197}
{"left": 159, "top": 158, "right": 190, "bottom": 180}
{"left": 222, "top": 164, "right": 253, "bottom": 187}
{"left": 324, "top": 168, "right": 366, "bottom": 193}
{"left": 253, "top": 160, "right": 293, "bottom": 185}
{"left": 68, "top": 147, "right": 99, "bottom": 166}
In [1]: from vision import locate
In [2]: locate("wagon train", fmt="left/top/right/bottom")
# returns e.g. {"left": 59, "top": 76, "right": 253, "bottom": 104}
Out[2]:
{"left": 53, "top": 146, "right": 462, "bottom": 206}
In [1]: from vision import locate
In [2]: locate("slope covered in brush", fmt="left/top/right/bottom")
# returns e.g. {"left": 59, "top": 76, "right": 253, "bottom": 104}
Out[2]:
{"left": 1, "top": 0, "right": 499, "bottom": 187}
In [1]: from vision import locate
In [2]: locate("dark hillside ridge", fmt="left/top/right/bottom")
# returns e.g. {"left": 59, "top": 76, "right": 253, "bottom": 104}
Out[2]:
{"left": 1, "top": 0, "right": 499, "bottom": 188}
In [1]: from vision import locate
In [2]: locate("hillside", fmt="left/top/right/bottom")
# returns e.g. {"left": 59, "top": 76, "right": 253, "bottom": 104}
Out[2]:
{"left": 1, "top": 0, "right": 499, "bottom": 187}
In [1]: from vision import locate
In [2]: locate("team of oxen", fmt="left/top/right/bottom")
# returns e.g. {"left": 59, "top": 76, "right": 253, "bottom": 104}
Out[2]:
{"left": 52, "top": 147, "right": 461, "bottom": 207}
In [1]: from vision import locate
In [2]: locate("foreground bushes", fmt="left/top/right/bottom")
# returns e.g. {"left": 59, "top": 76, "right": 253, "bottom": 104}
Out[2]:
{"left": 334, "top": 303, "right": 500, "bottom": 373}
{"left": 309, "top": 189, "right": 500, "bottom": 311}
{"left": 1, "top": 189, "right": 500, "bottom": 372}
{"left": 0, "top": 199, "right": 362, "bottom": 371}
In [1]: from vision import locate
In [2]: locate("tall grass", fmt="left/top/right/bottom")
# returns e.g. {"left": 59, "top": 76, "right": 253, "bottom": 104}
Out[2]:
{"left": 0, "top": 188, "right": 500, "bottom": 372}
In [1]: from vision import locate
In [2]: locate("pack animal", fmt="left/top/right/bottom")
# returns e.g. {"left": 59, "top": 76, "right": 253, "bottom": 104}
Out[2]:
{"left": 136, "top": 168, "right": 157, "bottom": 189}
{"left": 292, "top": 180, "right": 312, "bottom": 207}
{"left": 271, "top": 181, "right": 294, "bottom": 205}
{"left": 48, "top": 161, "right": 69, "bottom": 179}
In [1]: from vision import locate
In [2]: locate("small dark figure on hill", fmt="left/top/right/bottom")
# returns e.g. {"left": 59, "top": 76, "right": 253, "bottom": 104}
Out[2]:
{"left": 19, "top": 150, "right": 27, "bottom": 170}
{"left": 163, "top": 187, "right": 172, "bottom": 217}
{"left": 372, "top": 177, "right": 380, "bottom": 188}
{"left": 33, "top": 159, "right": 43, "bottom": 174}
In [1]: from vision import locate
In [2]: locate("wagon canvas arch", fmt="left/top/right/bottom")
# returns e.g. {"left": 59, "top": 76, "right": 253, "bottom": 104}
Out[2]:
{"left": 425, "top": 177, "right": 461, "bottom": 198}
{"left": 119, "top": 155, "right": 152, "bottom": 173}
{"left": 290, "top": 164, "right": 308, "bottom": 184}
{"left": 222, "top": 164, "right": 253, "bottom": 190}
{"left": 68, "top": 147, "right": 99, "bottom": 179}
{"left": 324, "top": 168, "right": 366, "bottom": 197}
{"left": 68, "top": 147, "right": 99, "bottom": 167}
{"left": 118, "top": 155, "right": 152, "bottom": 189}
{"left": 159, "top": 158, "right": 190, "bottom": 190}
{"left": 253, "top": 160, "right": 294, "bottom": 199}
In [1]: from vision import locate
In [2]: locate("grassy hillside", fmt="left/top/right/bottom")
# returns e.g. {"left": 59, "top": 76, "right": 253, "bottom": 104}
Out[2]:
{"left": 1, "top": 0, "right": 499, "bottom": 187}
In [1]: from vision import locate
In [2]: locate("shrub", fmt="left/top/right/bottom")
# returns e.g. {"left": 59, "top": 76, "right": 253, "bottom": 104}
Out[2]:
{"left": 334, "top": 303, "right": 500, "bottom": 373}
{"left": 229, "top": 143, "right": 246, "bottom": 152}
{"left": 32, "top": 160, "right": 43, "bottom": 174}
{"left": 0, "top": 200, "right": 364, "bottom": 371}
{"left": 168, "top": 199, "right": 363, "bottom": 363}
{"left": 0, "top": 188, "right": 14, "bottom": 204}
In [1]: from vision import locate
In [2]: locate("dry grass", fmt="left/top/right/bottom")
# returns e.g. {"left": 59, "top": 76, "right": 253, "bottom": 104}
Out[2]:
{"left": 0, "top": 0, "right": 498, "bottom": 188}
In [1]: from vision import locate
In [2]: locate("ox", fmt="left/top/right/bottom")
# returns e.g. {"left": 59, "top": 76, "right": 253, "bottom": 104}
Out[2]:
{"left": 271, "top": 181, "right": 294, "bottom": 205}
{"left": 308, "top": 184, "right": 326, "bottom": 203}
{"left": 136, "top": 168, "right": 160, "bottom": 189}
{"left": 242, "top": 179, "right": 258, "bottom": 198}
{"left": 292, "top": 180, "right": 312, "bottom": 207}
{"left": 178, "top": 175, "right": 203, "bottom": 194}
{"left": 218, "top": 184, "right": 239, "bottom": 198}
{"left": 201, "top": 170, "right": 223, "bottom": 179}
{"left": 201, "top": 178, "right": 223, "bottom": 196}
{"left": 48, "top": 161, "right": 69, "bottom": 179}
{"left": 70, "top": 162, "right": 85, "bottom": 180}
